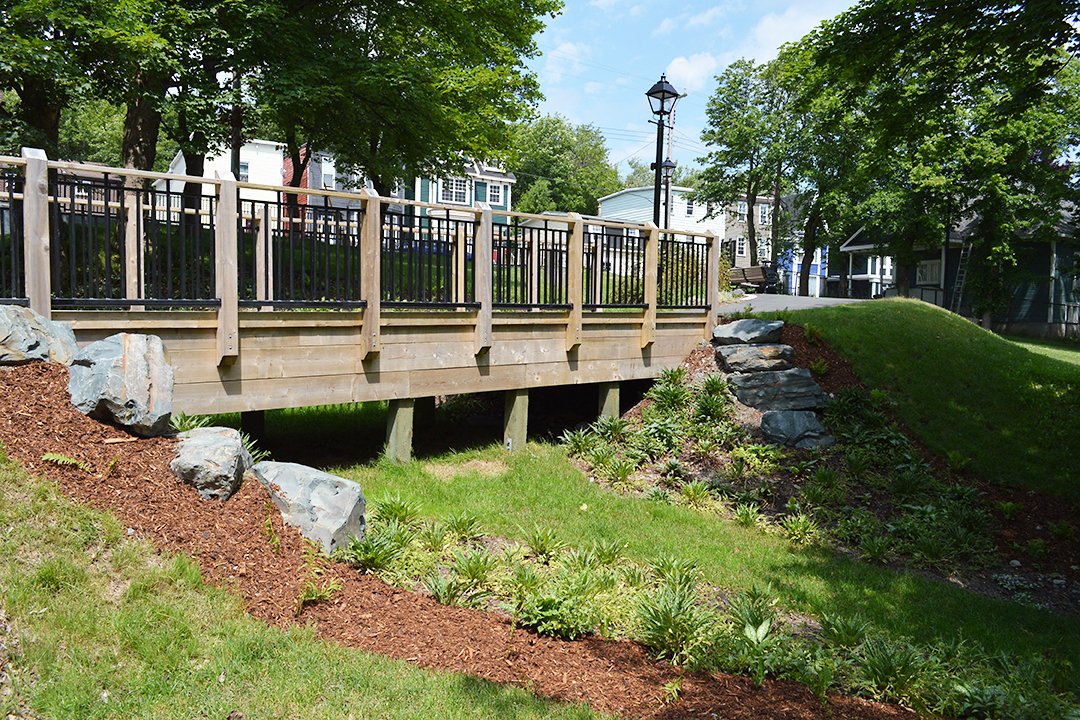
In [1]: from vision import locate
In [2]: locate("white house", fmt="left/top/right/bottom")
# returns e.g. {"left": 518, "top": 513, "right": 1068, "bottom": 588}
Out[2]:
{"left": 597, "top": 186, "right": 724, "bottom": 237}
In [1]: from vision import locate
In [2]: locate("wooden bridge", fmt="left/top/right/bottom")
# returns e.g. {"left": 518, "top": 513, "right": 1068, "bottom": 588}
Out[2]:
{"left": 0, "top": 149, "right": 721, "bottom": 459}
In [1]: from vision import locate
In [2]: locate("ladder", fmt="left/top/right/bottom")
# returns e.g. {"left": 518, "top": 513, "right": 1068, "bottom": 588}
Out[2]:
{"left": 949, "top": 243, "right": 972, "bottom": 313}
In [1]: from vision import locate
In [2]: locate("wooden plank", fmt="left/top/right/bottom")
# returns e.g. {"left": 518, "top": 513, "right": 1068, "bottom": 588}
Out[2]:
{"left": 473, "top": 203, "right": 493, "bottom": 353}
{"left": 21, "top": 149, "right": 50, "bottom": 316}
{"left": 359, "top": 189, "right": 381, "bottom": 357}
{"left": 641, "top": 222, "right": 658, "bottom": 348}
{"left": 565, "top": 213, "right": 583, "bottom": 350}
{"left": 215, "top": 172, "right": 239, "bottom": 363}
{"left": 706, "top": 231, "right": 720, "bottom": 338}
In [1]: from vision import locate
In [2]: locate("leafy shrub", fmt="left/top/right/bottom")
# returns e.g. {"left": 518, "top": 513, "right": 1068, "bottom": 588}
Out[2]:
{"left": 680, "top": 479, "right": 714, "bottom": 508}
{"left": 341, "top": 534, "right": 405, "bottom": 573}
{"left": 859, "top": 535, "right": 892, "bottom": 564}
{"left": 591, "top": 538, "right": 624, "bottom": 565}
{"left": 425, "top": 572, "right": 492, "bottom": 609}
{"left": 516, "top": 591, "right": 595, "bottom": 640}
{"left": 733, "top": 503, "right": 764, "bottom": 528}
{"left": 695, "top": 392, "right": 730, "bottom": 422}
{"left": 560, "top": 428, "right": 594, "bottom": 457}
{"left": 451, "top": 547, "right": 497, "bottom": 587}
{"left": 700, "top": 374, "right": 728, "bottom": 397}
{"left": 661, "top": 458, "right": 686, "bottom": 481}
{"left": 592, "top": 415, "right": 630, "bottom": 442}
{"left": 418, "top": 522, "right": 448, "bottom": 552}
{"left": 725, "top": 586, "right": 778, "bottom": 633}
{"left": 638, "top": 582, "right": 716, "bottom": 667}
{"left": 523, "top": 524, "right": 564, "bottom": 563}
{"left": 650, "top": 555, "right": 700, "bottom": 590}
{"left": 444, "top": 512, "right": 485, "bottom": 543}
{"left": 504, "top": 563, "right": 543, "bottom": 605}
{"left": 856, "top": 638, "right": 925, "bottom": 704}
{"left": 781, "top": 513, "right": 820, "bottom": 545}
{"left": 380, "top": 519, "right": 418, "bottom": 548}
{"left": 639, "top": 416, "right": 683, "bottom": 455}
{"left": 647, "top": 381, "right": 691, "bottom": 414}
{"left": 820, "top": 612, "right": 869, "bottom": 649}
{"left": 605, "top": 457, "right": 638, "bottom": 485}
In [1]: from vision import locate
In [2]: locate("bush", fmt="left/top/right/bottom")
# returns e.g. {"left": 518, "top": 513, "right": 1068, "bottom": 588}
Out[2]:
{"left": 516, "top": 591, "right": 595, "bottom": 640}
{"left": 341, "top": 534, "right": 405, "bottom": 573}
{"left": 638, "top": 582, "right": 716, "bottom": 667}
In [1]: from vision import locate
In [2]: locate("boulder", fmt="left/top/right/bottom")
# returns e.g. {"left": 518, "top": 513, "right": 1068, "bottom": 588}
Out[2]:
{"left": 716, "top": 344, "right": 794, "bottom": 372}
{"left": 712, "top": 319, "right": 784, "bottom": 345}
{"left": 760, "top": 410, "right": 834, "bottom": 449}
{"left": 253, "top": 461, "right": 365, "bottom": 554}
{"left": 0, "top": 305, "right": 79, "bottom": 365}
{"left": 727, "top": 368, "right": 828, "bottom": 411}
{"left": 170, "top": 427, "right": 252, "bottom": 501}
{"left": 68, "top": 333, "right": 174, "bottom": 436}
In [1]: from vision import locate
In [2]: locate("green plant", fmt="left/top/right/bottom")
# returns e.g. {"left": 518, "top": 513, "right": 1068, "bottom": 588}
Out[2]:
{"left": 263, "top": 503, "right": 281, "bottom": 554}
{"left": 660, "top": 677, "right": 683, "bottom": 705}
{"left": 606, "top": 457, "right": 638, "bottom": 486}
{"left": 239, "top": 431, "right": 271, "bottom": 464}
{"left": 740, "top": 617, "right": 776, "bottom": 686}
{"left": 661, "top": 458, "right": 686, "bottom": 481}
{"left": 592, "top": 415, "right": 630, "bottom": 442}
{"left": 590, "top": 538, "right": 624, "bottom": 566}
{"left": 780, "top": 513, "right": 820, "bottom": 545}
{"left": 859, "top": 535, "right": 892, "bottom": 564}
{"left": 857, "top": 638, "right": 925, "bottom": 704}
{"left": 701, "top": 374, "right": 728, "bottom": 397}
{"left": 451, "top": 547, "right": 497, "bottom": 587}
{"left": 560, "top": 428, "right": 594, "bottom": 457}
{"left": 844, "top": 451, "right": 873, "bottom": 480}
{"left": 41, "top": 452, "right": 92, "bottom": 473}
{"left": 564, "top": 546, "right": 600, "bottom": 572}
{"left": 516, "top": 591, "right": 595, "bottom": 640}
{"left": 373, "top": 495, "right": 422, "bottom": 527}
{"left": 1048, "top": 520, "right": 1076, "bottom": 541}
{"left": 523, "top": 524, "right": 565, "bottom": 563}
{"left": 170, "top": 412, "right": 211, "bottom": 432}
{"left": 341, "top": 534, "right": 405, "bottom": 572}
{"left": 803, "top": 323, "right": 823, "bottom": 345}
{"left": 505, "top": 564, "right": 543, "bottom": 605}
{"left": 732, "top": 503, "right": 763, "bottom": 528}
{"left": 444, "top": 512, "right": 485, "bottom": 542}
{"left": 418, "top": 522, "right": 449, "bottom": 552}
{"left": 425, "top": 572, "right": 493, "bottom": 609}
{"left": 650, "top": 555, "right": 699, "bottom": 590}
{"left": 820, "top": 613, "right": 869, "bottom": 649}
{"left": 645, "top": 487, "right": 671, "bottom": 504}
{"left": 638, "top": 583, "right": 716, "bottom": 667}
{"left": 808, "top": 357, "right": 829, "bottom": 376}
{"left": 295, "top": 542, "right": 342, "bottom": 616}
{"left": 102, "top": 455, "right": 119, "bottom": 478}
{"left": 694, "top": 392, "right": 730, "bottom": 422}
{"left": 680, "top": 480, "right": 714, "bottom": 509}
{"left": 995, "top": 501, "right": 1022, "bottom": 520}
{"left": 946, "top": 450, "right": 971, "bottom": 471}
{"left": 725, "top": 586, "right": 777, "bottom": 631}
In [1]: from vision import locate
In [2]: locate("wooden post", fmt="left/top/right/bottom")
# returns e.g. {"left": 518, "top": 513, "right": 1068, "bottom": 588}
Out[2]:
{"left": 474, "top": 202, "right": 493, "bottom": 353}
{"left": 705, "top": 230, "right": 720, "bottom": 338}
{"left": 253, "top": 205, "right": 273, "bottom": 309}
{"left": 641, "top": 221, "right": 658, "bottom": 348}
{"left": 503, "top": 388, "right": 528, "bottom": 452}
{"left": 359, "top": 189, "right": 381, "bottom": 358}
{"left": 454, "top": 225, "right": 467, "bottom": 305}
{"left": 385, "top": 398, "right": 415, "bottom": 463}
{"left": 528, "top": 225, "right": 540, "bottom": 305}
{"left": 124, "top": 185, "right": 141, "bottom": 305}
{"left": 21, "top": 148, "right": 50, "bottom": 317}
{"left": 565, "top": 212, "right": 584, "bottom": 351}
{"left": 215, "top": 172, "right": 239, "bottom": 364}
{"left": 598, "top": 382, "right": 620, "bottom": 419}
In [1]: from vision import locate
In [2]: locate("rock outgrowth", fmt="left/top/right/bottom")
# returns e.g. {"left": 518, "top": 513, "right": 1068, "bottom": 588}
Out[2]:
{"left": 712, "top": 319, "right": 784, "bottom": 345}
{"left": 0, "top": 305, "right": 78, "bottom": 365}
{"left": 727, "top": 368, "right": 829, "bottom": 411}
{"left": 68, "top": 333, "right": 174, "bottom": 436}
{"left": 170, "top": 427, "right": 252, "bottom": 501}
{"left": 716, "top": 344, "right": 793, "bottom": 373}
{"left": 760, "top": 410, "right": 834, "bottom": 449}
{"left": 712, "top": 319, "right": 834, "bottom": 448}
{"left": 253, "top": 461, "right": 365, "bottom": 554}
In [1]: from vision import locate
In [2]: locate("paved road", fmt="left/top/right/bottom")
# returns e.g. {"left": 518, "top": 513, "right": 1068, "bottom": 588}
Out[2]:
{"left": 717, "top": 294, "right": 865, "bottom": 315}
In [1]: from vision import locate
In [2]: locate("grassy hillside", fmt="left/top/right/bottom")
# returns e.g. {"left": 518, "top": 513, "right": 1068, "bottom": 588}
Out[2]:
{"left": 781, "top": 299, "right": 1079, "bottom": 499}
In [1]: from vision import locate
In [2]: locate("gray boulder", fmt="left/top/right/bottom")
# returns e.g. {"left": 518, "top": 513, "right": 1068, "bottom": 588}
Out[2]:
{"left": 0, "top": 305, "right": 79, "bottom": 365}
{"left": 712, "top": 319, "right": 784, "bottom": 345}
{"left": 68, "top": 333, "right": 174, "bottom": 436}
{"left": 727, "top": 368, "right": 828, "bottom": 411}
{"left": 170, "top": 427, "right": 252, "bottom": 501}
{"left": 253, "top": 461, "right": 365, "bottom": 554}
{"left": 716, "top": 344, "right": 794, "bottom": 372}
{"left": 760, "top": 410, "right": 834, "bottom": 449}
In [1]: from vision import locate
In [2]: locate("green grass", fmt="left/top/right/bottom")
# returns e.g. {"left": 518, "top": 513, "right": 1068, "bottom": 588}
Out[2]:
{"left": 779, "top": 299, "right": 1079, "bottom": 499}
{"left": 339, "top": 445, "right": 1080, "bottom": 680}
{"left": 1007, "top": 335, "right": 1080, "bottom": 367}
{"left": 0, "top": 454, "right": 606, "bottom": 720}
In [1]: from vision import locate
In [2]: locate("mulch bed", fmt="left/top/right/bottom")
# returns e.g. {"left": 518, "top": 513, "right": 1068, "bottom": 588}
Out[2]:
{"left": 0, "top": 362, "right": 918, "bottom": 720}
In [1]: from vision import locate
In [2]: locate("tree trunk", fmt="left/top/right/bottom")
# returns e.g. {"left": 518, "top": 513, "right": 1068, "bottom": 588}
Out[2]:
{"left": 745, "top": 183, "right": 758, "bottom": 267}
{"left": 19, "top": 77, "right": 62, "bottom": 156}
{"left": 770, "top": 165, "right": 782, "bottom": 264}
{"left": 798, "top": 203, "right": 821, "bottom": 297}
{"left": 122, "top": 70, "right": 166, "bottom": 173}
{"left": 181, "top": 141, "right": 206, "bottom": 212}
{"left": 836, "top": 248, "right": 849, "bottom": 298}
{"left": 283, "top": 129, "right": 310, "bottom": 220}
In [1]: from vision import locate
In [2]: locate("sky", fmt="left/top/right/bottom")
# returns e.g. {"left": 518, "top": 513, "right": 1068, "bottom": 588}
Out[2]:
{"left": 525, "top": 0, "right": 859, "bottom": 178}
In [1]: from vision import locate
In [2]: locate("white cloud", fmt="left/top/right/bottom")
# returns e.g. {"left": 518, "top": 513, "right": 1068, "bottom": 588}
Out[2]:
{"left": 665, "top": 53, "right": 719, "bottom": 93}
{"left": 687, "top": 5, "right": 726, "bottom": 28}
{"left": 653, "top": 17, "right": 677, "bottom": 37}
{"left": 729, "top": 2, "right": 852, "bottom": 63}
{"left": 543, "top": 42, "right": 591, "bottom": 83}
{"left": 590, "top": 0, "right": 619, "bottom": 9}
{"left": 584, "top": 81, "right": 605, "bottom": 95}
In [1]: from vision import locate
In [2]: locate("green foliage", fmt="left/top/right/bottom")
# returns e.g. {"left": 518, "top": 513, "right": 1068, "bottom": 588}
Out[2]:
{"left": 41, "top": 452, "right": 92, "bottom": 474}
{"left": 807, "top": 357, "right": 828, "bottom": 377}
{"left": 820, "top": 613, "right": 869, "bottom": 649}
{"left": 856, "top": 638, "right": 926, "bottom": 705}
{"left": 515, "top": 591, "right": 595, "bottom": 640}
{"left": 523, "top": 524, "right": 565, "bottom": 563}
{"left": 638, "top": 582, "right": 716, "bottom": 667}
{"left": 679, "top": 480, "right": 714, "bottom": 509}
{"left": 341, "top": 534, "right": 406, "bottom": 573}
{"left": 725, "top": 586, "right": 778, "bottom": 632}
{"left": 444, "top": 512, "right": 486, "bottom": 543}
{"left": 733, "top": 503, "right": 764, "bottom": 528}
{"left": 451, "top": 547, "right": 497, "bottom": 587}
{"left": 591, "top": 415, "right": 630, "bottom": 443}
{"left": 170, "top": 412, "right": 212, "bottom": 433}
{"left": 373, "top": 495, "right": 423, "bottom": 528}
{"left": 560, "top": 428, "right": 594, "bottom": 458}
{"left": 425, "top": 573, "right": 493, "bottom": 609}
{"left": 239, "top": 431, "right": 272, "bottom": 464}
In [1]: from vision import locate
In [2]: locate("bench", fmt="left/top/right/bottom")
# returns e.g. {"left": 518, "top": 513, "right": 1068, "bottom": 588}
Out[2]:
{"left": 731, "top": 264, "right": 779, "bottom": 294}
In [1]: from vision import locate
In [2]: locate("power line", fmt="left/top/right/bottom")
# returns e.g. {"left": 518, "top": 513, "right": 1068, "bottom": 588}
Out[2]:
{"left": 540, "top": 47, "right": 658, "bottom": 84}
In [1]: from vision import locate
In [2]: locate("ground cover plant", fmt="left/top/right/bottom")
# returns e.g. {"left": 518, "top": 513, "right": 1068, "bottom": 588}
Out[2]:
{"left": 0, "top": 452, "right": 605, "bottom": 720}
{"left": 779, "top": 299, "right": 1079, "bottom": 500}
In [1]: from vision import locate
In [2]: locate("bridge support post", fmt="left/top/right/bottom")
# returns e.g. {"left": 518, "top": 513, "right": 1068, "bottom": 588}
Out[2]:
{"left": 241, "top": 410, "right": 265, "bottom": 441}
{"left": 598, "top": 382, "right": 620, "bottom": 419}
{"left": 21, "top": 148, "right": 51, "bottom": 318}
{"left": 385, "top": 398, "right": 415, "bottom": 463}
{"left": 503, "top": 389, "right": 528, "bottom": 452}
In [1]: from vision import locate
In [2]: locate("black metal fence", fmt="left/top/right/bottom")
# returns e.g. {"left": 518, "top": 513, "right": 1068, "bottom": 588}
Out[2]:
{"left": 658, "top": 234, "right": 710, "bottom": 308}
{"left": 48, "top": 174, "right": 218, "bottom": 308}
{"left": 0, "top": 170, "right": 25, "bottom": 304}
{"left": 492, "top": 218, "right": 570, "bottom": 308}
{"left": 381, "top": 209, "right": 476, "bottom": 306}
{"left": 583, "top": 229, "right": 645, "bottom": 308}
{"left": 238, "top": 194, "right": 365, "bottom": 308}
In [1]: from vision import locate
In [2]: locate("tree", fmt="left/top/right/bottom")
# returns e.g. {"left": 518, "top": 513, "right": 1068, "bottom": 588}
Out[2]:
{"left": 621, "top": 157, "right": 701, "bottom": 190}
{"left": 697, "top": 60, "right": 781, "bottom": 266}
{"left": 509, "top": 115, "right": 619, "bottom": 215}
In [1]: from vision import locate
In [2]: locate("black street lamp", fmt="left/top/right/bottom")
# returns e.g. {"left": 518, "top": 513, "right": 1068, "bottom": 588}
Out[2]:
{"left": 646, "top": 74, "right": 680, "bottom": 227}
{"left": 661, "top": 157, "right": 676, "bottom": 229}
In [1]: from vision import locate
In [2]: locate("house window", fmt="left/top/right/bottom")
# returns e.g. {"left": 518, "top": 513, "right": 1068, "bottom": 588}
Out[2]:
{"left": 321, "top": 160, "right": 336, "bottom": 190}
{"left": 759, "top": 204, "right": 768, "bottom": 225}
{"left": 686, "top": 198, "right": 694, "bottom": 216}
{"left": 736, "top": 237, "right": 746, "bottom": 256}
{"left": 238, "top": 162, "right": 250, "bottom": 183}
{"left": 487, "top": 183, "right": 502, "bottom": 205}
{"left": 737, "top": 201, "right": 747, "bottom": 222}
{"left": 440, "top": 177, "right": 468, "bottom": 204}
{"left": 917, "top": 259, "right": 942, "bottom": 285}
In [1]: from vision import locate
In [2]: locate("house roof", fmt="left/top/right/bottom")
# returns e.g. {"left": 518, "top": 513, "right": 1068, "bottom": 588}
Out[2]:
{"left": 597, "top": 185, "right": 694, "bottom": 204}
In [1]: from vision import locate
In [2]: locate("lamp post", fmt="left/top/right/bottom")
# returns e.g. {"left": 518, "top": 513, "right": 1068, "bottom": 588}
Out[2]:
{"left": 661, "top": 157, "right": 676, "bottom": 230}
{"left": 646, "top": 74, "right": 679, "bottom": 227}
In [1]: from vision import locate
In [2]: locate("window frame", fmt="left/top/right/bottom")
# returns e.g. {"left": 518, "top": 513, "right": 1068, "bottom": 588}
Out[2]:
{"left": 439, "top": 177, "right": 469, "bottom": 205}
{"left": 487, "top": 183, "right": 502, "bottom": 206}
{"left": 736, "top": 236, "right": 746, "bottom": 257}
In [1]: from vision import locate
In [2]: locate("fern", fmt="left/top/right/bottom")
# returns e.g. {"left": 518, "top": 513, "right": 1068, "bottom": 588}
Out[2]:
{"left": 41, "top": 452, "right": 93, "bottom": 473}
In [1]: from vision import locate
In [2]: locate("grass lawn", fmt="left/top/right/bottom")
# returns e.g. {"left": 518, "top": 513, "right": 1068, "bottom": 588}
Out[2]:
{"left": 0, "top": 455, "right": 605, "bottom": 720}
{"left": 777, "top": 299, "right": 1079, "bottom": 499}
{"left": 338, "top": 444, "right": 1080, "bottom": 677}
{"left": 1007, "top": 335, "right": 1080, "bottom": 367}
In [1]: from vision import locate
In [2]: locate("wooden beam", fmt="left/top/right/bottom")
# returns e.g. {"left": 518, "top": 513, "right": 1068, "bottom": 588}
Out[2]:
{"left": 565, "top": 213, "right": 584, "bottom": 351}
{"left": 706, "top": 230, "right": 720, "bottom": 338}
{"left": 385, "top": 398, "right": 415, "bottom": 463}
{"left": 598, "top": 381, "right": 620, "bottom": 419}
{"left": 359, "top": 189, "right": 382, "bottom": 357}
{"left": 20, "top": 148, "right": 50, "bottom": 317}
{"left": 474, "top": 202, "right": 493, "bottom": 353}
{"left": 503, "top": 388, "right": 528, "bottom": 451}
{"left": 215, "top": 171, "right": 239, "bottom": 364}
{"left": 641, "top": 221, "right": 658, "bottom": 348}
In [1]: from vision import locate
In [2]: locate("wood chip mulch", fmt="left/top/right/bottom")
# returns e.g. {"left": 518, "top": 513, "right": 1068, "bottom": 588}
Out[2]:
{"left": 0, "top": 362, "right": 918, "bottom": 720}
